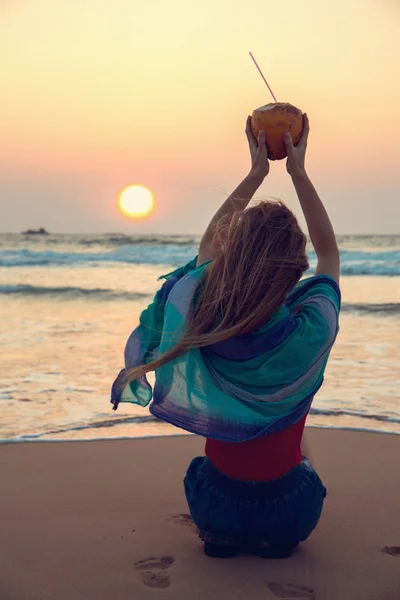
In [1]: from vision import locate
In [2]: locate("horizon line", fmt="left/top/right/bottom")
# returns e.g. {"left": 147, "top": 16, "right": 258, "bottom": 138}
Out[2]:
{"left": 0, "top": 231, "right": 399, "bottom": 238}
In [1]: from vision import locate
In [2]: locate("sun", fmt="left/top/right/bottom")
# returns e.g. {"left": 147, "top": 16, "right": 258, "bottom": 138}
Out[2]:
{"left": 118, "top": 185, "right": 155, "bottom": 219}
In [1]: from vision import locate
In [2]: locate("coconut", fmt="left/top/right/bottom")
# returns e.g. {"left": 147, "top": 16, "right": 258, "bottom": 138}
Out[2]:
{"left": 251, "top": 103, "right": 303, "bottom": 161}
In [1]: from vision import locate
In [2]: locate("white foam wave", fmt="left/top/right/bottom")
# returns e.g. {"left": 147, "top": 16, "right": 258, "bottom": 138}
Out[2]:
{"left": 1, "top": 246, "right": 399, "bottom": 275}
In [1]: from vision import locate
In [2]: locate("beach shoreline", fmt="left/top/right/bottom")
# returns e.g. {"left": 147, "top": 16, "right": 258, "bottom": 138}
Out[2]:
{"left": 1, "top": 428, "right": 399, "bottom": 599}
{"left": 2, "top": 423, "right": 400, "bottom": 446}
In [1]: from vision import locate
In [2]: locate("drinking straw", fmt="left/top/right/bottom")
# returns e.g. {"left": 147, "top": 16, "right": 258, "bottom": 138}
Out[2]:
{"left": 249, "top": 52, "right": 278, "bottom": 103}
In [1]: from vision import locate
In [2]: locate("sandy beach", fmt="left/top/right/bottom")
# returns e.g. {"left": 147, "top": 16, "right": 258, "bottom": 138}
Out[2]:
{"left": 1, "top": 428, "right": 399, "bottom": 600}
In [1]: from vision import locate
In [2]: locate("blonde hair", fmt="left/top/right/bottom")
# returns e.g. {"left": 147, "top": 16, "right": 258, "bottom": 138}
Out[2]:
{"left": 124, "top": 201, "right": 309, "bottom": 386}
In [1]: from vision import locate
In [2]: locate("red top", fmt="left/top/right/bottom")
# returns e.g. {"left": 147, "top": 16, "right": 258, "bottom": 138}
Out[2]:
{"left": 205, "top": 413, "right": 307, "bottom": 482}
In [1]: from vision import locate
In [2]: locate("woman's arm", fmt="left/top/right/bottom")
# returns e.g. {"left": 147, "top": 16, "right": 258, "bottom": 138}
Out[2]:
{"left": 197, "top": 117, "right": 269, "bottom": 266}
{"left": 284, "top": 116, "right": 340, "bottom": 282}
{"left": 197, "top": 171, "right": 264, "bottom": 265}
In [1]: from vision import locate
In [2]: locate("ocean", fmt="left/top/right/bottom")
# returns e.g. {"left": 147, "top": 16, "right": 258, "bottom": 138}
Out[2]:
{"left": 1, "top": 232, "right": 399, "bottom": 442}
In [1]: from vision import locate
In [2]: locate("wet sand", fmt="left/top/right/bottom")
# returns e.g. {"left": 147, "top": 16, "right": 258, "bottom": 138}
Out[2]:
{"left": 1, "top": 428, "right": 399, "bottom": 599}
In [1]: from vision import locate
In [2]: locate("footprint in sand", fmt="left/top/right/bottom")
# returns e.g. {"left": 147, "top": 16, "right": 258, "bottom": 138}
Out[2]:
{"left": 267, "top": 582, "right": 316, "bottom": 599}
{"left": 167, "top": 514, "right": 199, "bottom": 535}
{"left": 134, "top": 556, "right": 175, "bottom": 589}
{"left": 382, "top": 546, "right": 400, "bottom": 557}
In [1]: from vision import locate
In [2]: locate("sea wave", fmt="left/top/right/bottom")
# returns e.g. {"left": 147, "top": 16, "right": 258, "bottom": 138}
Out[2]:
{"left": 77, "top": 235, "right": 199, "bottom": 247}
{"left": 309, "top": 408, "right": 400, "bottom": 423}
{"left": 1, "top": 283, "right": 399, "bottom": 314}
{"left": 3, "top": 233, "right": 399, "bottom": 248}
{"left": 2, "top": 426, "right": 400, "bottom": 444}
{"left": 2, "top": 408, "right": 400, "bottom": 443}
{"left": 341, "top": 303, "right": 400, "bottom": 315}
{"left": 0, "top": 284, "right": 150, "bottom": 301}
{"left": 0, "top": 246, "right": 199, "bottom": 267}
{"left": 1, "top": 246, "right": 400, "bottom": 275}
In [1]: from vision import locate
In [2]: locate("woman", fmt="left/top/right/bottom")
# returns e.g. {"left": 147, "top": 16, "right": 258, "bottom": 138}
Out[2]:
{"left": 111, "top": 114, "right": 340, "bottom": 559}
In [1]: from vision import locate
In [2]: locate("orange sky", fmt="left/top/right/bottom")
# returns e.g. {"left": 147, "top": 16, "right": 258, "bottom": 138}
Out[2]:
{"left": 1, "top": 0, "right": 399, "bottom": 234}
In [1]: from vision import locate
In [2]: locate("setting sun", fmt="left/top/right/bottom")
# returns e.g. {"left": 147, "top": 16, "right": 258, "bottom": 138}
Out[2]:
{"left": 118, "top": 185, "right": 155, "bottom": 219}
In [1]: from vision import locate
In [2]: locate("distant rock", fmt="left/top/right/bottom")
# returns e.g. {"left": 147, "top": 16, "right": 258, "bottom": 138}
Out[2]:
{"left": 22, "top": 227, "right": 50, "bottom": 236}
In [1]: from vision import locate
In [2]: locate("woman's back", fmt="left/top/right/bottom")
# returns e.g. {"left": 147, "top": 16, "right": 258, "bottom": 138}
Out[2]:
{"left": 205, "top": 414, "right": 307, "bottom": 481}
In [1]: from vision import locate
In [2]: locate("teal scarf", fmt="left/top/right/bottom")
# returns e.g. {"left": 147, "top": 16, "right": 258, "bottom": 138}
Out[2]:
{"left": 111, "top": 258, "right": 340, "bottom": 442}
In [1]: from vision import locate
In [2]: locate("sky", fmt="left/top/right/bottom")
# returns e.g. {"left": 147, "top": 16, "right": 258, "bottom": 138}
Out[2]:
{"left": 1, "top": 0, "right": 399, "bottom": 234}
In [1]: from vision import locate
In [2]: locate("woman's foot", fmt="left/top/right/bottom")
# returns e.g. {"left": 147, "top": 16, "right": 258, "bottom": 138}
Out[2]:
{"left": 204, "top": 542, "right": 239, "bottom": 558}
{"left": 201, "top": 530, "right": 241, "bottom": 558}
{"left": 253, "top": 541, "right": 299, "bottom": 559}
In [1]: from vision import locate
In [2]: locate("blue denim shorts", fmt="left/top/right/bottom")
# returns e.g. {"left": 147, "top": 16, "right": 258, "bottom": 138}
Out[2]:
{"left": 184, "top": 456, "right": 327, "bottom": 548}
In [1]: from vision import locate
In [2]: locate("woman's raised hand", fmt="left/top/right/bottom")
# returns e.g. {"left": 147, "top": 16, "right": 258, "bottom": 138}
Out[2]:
{"left": 283, "top": 113, "right": 310, "bottom": 178}
{"left": 246, "top": 116, "right": 269, "bottom": 180}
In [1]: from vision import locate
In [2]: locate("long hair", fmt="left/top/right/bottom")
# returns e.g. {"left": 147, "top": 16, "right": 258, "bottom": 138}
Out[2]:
{"left": 123, "top": 200, "right": 309, "bottom": 386}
